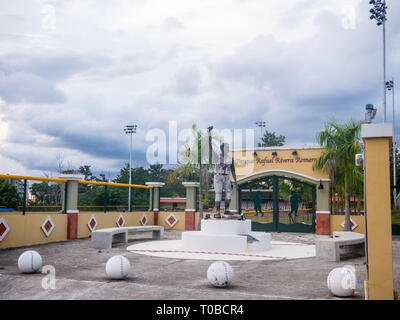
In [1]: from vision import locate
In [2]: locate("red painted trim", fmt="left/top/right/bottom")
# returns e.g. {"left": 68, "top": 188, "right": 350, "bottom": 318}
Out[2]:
{"left": 130, "top": 249, "right": 287, "bottom": 260}
{"left": 316, "top": 213, "right": 330, "bottom": 235}
{"left": 154, "top": 211, "right": 159, "bottom": 226}
{"left": 67, "top": 213, "right": 78, "bottom": 240}
{"left": 185, "top": 210, "right": 195, "bottom": 230}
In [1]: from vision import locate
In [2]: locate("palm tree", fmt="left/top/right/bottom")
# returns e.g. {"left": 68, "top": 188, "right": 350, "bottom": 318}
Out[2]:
{"left": 167, "top": 124, "right": 220, "bottom": 229}
{"left": 313, "top": 119, "right": 363, "bottom": 231}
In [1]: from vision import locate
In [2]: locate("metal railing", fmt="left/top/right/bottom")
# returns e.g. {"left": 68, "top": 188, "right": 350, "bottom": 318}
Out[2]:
{"left": 0, "top": 174, "right": 152, "bottom": 215}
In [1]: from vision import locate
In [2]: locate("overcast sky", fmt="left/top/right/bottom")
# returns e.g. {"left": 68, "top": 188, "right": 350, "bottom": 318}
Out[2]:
{"left": 0, "top": 0, "right": 399, "bottom": 178}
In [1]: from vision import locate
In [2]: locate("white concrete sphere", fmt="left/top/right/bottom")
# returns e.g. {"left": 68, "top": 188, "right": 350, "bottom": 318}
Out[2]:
{"left": 105, "top": 255, "right": 131, "bottom": 279}
{"left": 327, "top": 266, "right": 357, "bottom": 297}
{"left": 207, "top": 261, "right": 234, "bottom": 287}
{"left": 18, "top": 250, "right": 42, "bottom": 273}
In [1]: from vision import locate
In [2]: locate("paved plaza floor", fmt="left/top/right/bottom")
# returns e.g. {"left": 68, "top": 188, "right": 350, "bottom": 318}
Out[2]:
{"left": 0, "top": 231, "right": 399, "bottom": 300}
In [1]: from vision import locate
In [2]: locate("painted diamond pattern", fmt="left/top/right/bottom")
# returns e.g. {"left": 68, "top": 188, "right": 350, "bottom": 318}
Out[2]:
{"left": 41, "top": 216, "right": 55, "bottom": 237}
{"left": 166, "top": 213, "right": 178, "bottom": 228}
{"left": 140, "top": 214, "right": 148, "bottom": 226}
{"left": 116, "top": 215, "right": 125, "bottom": 228}
{"left": 0, "top": 223, "right": 6, "bottom": 235}
{"left": 340, "top": 218, "right": 358, "bottom": 231}
{"left": 0, "top": 218, "right": 10, "bottom": 241}
{"left": 44, "top": 221, "right": 52, "bottom": 232}
{"left": 88, "top": 215, "right": 98, "bottom": 232}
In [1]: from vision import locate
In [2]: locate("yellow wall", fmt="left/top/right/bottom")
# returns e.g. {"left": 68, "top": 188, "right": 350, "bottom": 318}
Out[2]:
{"left": 0, "top": 211, "right": 156, "bottom": 249}
{"left": 195, "top": 212, "right": 201, "bottom": 229}
{"left": 231, "top": 148, "right": 329, "bottom": 180}
{"left": 0, "top": 211, "right": 205, "bottom": 249}
{"left": 330, "top": 215, "right": 365, "bottom": 235}
{"left": 0, "top": 213, "right": 68, "bottom": 249}
{"left": 157, "top": 211, "right": 186, "bottom": 230}
{"left": 77, "top": 212, "right": 154, "bottom": 238}
{"left": 363, "top": 136, "right": 394, "bottom": 299}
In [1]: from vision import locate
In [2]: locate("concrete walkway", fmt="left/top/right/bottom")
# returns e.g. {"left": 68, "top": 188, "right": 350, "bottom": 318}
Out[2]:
{"left": 0, "top": 231, "right": 399, "bottom": 300}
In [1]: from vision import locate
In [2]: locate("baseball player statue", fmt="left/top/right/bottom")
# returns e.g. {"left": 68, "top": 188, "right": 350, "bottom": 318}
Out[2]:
{"left": 206, "top": 126, "right": 244, "bottom": 220}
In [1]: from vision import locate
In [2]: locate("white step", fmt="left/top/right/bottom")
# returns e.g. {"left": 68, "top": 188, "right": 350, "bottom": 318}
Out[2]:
{"left": 200, "top": 219, "right": 252, "bottom": 235}
{"left": 181, "top": 230, "right": 271, "bottom": 253}
{"left": 182, "top": 231, "right": 247, "bottom": 252}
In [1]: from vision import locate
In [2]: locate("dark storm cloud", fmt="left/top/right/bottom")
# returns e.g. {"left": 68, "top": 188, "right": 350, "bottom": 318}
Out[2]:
{"left": 0, "top": 71, "right": 66, "bottom": 103}
{"left": 0, "top": 52, "right": 89, "bottom": 80}
{"left": 170, "top": 65, "right": 202, "bottom": 95}
{"left": 0, "top": 52, "right": 92, "bottom": 104}
{"left": 214, "top": 8, "right": 399, "bottom": 125}
{"left": 56, "top": 132, "right": 127, "bottom": 160}
{"left": 83, "top": 52, "right": 159, "bottom": 81}
{"left": 2, "top": 116, "right": 150, "bottom": 173}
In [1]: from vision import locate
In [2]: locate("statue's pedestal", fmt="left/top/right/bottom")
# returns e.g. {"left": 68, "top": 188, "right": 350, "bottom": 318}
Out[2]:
{"left": 181, "top": 219, "right": 271, "bottom": 253}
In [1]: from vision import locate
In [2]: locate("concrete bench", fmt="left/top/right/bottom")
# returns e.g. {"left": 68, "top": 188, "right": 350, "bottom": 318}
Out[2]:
{"left": 91, "top": 226, "right": 164, "bottom": 250}
{"left": 124, "top": 226, "right": 164, "bottom": 240}
{"left": 315, "top": 231, "right": 365, "bottom": 262}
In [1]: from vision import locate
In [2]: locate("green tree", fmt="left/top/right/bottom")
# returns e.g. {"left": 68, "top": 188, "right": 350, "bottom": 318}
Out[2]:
{"left": 77, "top": 165, "right": 96, "bottom": 205}
{"left": 0, "top": 180, "right": 21, "bottom": 209}
{"left": 313, "top": 119, "right": 363, "bottom": 231}
{"left": 168, "top": 124, "right": 220, "bottom": 225}
{"left": 114, "top": 164, "right": 168, "bottom": 206}
{"left": 129, "top": 166, "right": 153, "bottom": 204}
{"left": 258, "top": 130, "right": 286, "bottom": 147}
{"left": 148, "top": 164, "right": 165, "bottom": 182}
{"left": 30, "top": 181, "right": 51, "bottom": 205}
{"left": 79, "top": 165, "right": 96, "bottom": 181}
{"left": 163, "top": 168, "right": 186, "bottom": 198}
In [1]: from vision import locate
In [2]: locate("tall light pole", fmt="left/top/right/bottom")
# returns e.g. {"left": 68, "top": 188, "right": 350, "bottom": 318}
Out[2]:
{"left": 369, "top": 0, "right": 388, "bottom": 122}
{"left": 124, "top": 124, "right": 137, "bottom": 212}
{"left": 387, "top": 78, "right": 396, "bottom": 208}
{"left": 255, "top": 121, "right": 266, "bottom": 146}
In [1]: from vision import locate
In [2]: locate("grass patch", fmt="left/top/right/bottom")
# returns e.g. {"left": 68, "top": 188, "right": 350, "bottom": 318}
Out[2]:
{"left": 392, "top": 211, "right": 400, "bottom": 226}
{"left": 246, "top": 212, "right": 313, "bottom": 225}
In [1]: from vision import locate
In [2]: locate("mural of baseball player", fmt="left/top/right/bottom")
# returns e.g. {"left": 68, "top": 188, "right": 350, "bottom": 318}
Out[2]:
{"left": 206, "top": 126, "right": 243, "bottom": 220}
{"left": 250, "top": 189, "right": 264, "bottom": 217}
{"left": 288, "top": 190, "right": 299, "bottom": 224}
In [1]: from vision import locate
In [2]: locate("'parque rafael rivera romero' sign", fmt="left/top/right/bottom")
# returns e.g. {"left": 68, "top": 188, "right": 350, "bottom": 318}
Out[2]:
{"left": 236, "top": 156, "right": 317, "bottom": 165}
{"left": 231, "top": 147, "right": 328, "bottom": 181}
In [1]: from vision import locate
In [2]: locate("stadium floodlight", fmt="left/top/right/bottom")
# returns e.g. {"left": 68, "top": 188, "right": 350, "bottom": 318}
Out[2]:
{"left": 386, "top": 78, "right": 397, "bottom": 209}
{"left": 255, "top": 121, "right": 266, "bottom": 145}
{"left": 124, "top": 124, "right": 137, "bottom": 212}
{"left": 369, "top": 0, "right": 388, "bottom": 122}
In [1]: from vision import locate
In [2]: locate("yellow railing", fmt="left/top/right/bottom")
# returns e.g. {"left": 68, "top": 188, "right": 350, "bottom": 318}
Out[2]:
{"left": 242, "top": 208, "right": 312, "bottom": 213}
{"left": 78, "top": 180, "right": 152, "bottom": 189}
{"left": 0, "top": 174, "right": 67, "bottom": 183}
{"left": 0, "top": 174, "right": 152, "bottom": 189}
{"left": 1, "top": 174, "right": 153, "bottom": 215}
{"left": 16, "top": 205, "right": 148, "bottom": 208}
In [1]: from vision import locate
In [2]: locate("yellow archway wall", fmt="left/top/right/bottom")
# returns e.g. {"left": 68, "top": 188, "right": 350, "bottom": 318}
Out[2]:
{"left": 362, "top": 123, "right": 395, "bottom": 300}
{"left": 229, "top": 147, "right": 332, "bottom": 232}
{"left": 231, "top": 147, "right": 329, "bottom": 181}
